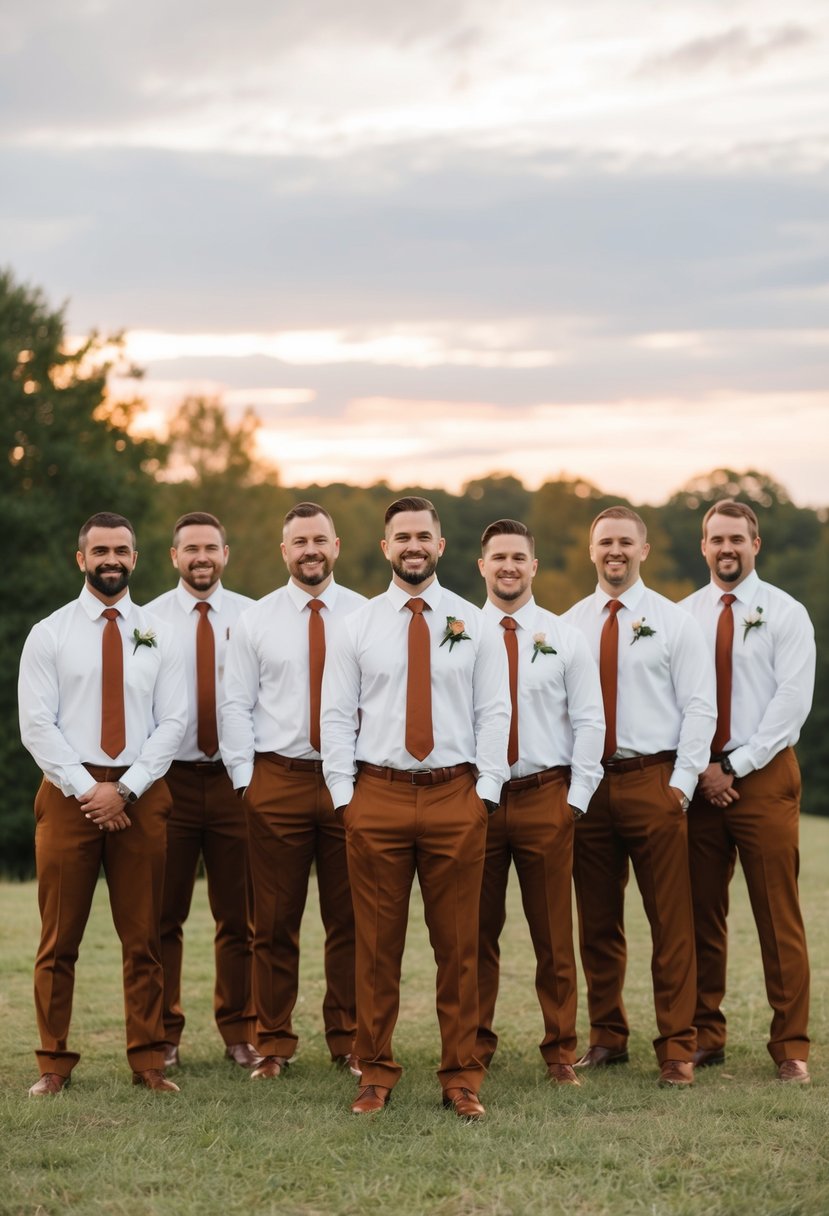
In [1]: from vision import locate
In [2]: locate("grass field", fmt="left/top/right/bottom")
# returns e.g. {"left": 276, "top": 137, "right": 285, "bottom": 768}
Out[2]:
{"left": 2, "top": 815, "right": 828, "bottom": 1216}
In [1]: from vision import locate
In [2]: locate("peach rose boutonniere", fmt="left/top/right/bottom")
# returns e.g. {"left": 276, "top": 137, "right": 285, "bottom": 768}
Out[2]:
{"left": 440, "top": 616, "right": 471, "bottom": 652}
{"left": 742, "top": 607, "right": 765, "bottom": 641}
{"left": 630, "top": 618, "right": 656, "bottom": 644}
{"left": 531, "top": 632, "right": 557, "bottom": 662}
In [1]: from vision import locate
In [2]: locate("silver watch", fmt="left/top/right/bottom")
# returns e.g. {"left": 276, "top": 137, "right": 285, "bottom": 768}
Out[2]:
{"left": 114, "top": 780, "right": 137, "bottom": 804}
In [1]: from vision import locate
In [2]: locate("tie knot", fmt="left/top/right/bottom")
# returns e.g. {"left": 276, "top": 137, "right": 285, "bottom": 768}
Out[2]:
{"left": 721, "top": 594, "right": 736, "bottom": 606}
{"left": 406, "top": 598, "right": 427, "bottom": 615}
{"left": 308, "top": 599, "right": 325, "bottom": 614}
{"left": 606, "top": 600, "right": 623, "bottom": 617}
{"left": 102, "top": 608, "right": 120, "bottom": 622}
{"left": 501, "top": 616, "right": 517, "bottom": 631}
{"left": 195, "top": 601, "right": 211, "bottom": 617}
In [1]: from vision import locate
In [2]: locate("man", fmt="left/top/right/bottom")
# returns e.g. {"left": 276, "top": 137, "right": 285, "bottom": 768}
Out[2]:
{"left": 476, "top": 520, "right": 604, "bottom": 1085}
{"left": 563, "top": 506, "right": 715, "bottom": 1087}
{"left": 18, "top": 511, "right": 186, "bottom": 1095}
{"left": 147, "top": 512, "right": 259, "bottom": 1071}
{"left": 682, "top": 499, "right": 815, "bottom": 1083}
{"left": 322, "top": 496, "right": 510, "bottom": 1120}
{"left": 220, "top": 503, "right": 365, "bottom": 1080}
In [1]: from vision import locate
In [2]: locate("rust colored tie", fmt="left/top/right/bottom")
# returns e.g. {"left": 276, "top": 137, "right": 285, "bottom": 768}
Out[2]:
{"left": 101, "top": 608, "right": 126, "bottom": 758}
{"left": 308, "top": 598, "right": 326, "bottom": 754}
{"left": 195, "top": 602, "right": 219, "bottom": 757}
{"left": 711, "top": 593, "right": 737, "bottom": 755}
{"left": 501, "top": 616, "right": 519, "bottom": 767}
{"left": 599, "top": 599, "right": 623, "bottom": 762}
{"left": 405, "top": 598, "right": 433, "bottom": 761}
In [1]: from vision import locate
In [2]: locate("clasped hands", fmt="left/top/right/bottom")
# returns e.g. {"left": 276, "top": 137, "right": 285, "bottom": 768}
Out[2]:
{"left": 78, "top": 782, "right": 132, "bottom": 831}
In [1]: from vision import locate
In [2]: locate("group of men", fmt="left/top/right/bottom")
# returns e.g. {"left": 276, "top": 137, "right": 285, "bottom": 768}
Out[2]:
{"left": 18, "top": 494, "right": 816, "bottom": 1117}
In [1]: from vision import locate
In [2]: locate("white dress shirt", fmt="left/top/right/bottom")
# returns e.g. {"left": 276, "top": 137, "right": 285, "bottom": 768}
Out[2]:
{"left": 681, "top": 570, "right": 815, "bottom": 778}
{"left": 483, "top": 597, "right": 605, "bottom": 813}
{"left": 220, "top": 577, "right": 366, "bottom": 789}
{"left": 322, "top": 577, "right": 511, "bottom": 810}
{"left": 146, "top": 581, "right": 254, "bottom": 761}
{"left": 563, "top": 578, "right": 716, "bottom": 799}
{"left": 18, "top": 586, "right": 187, "bottom": 799}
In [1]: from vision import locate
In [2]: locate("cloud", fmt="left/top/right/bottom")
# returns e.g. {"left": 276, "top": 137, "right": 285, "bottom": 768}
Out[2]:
{"left": 638, "top": 24, "right": 814, "bottom": 78}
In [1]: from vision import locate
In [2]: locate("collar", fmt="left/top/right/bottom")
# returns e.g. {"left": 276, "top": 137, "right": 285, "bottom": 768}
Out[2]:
{"left": 286, "top": 575, "right": 338, "bottom": 612}
{"left": 707, "top": 569, "right": 760, "bottom": 608}
{"left": 175, "top": 580, "right": 224, "bottom": 614}
{"left": 483, "top": 595, "right": 536, "bottom": 630}
{"left": 387, "top": 577, "right": 443, "bottom": 613}
{"left": 591, "top": 577, "right": 646, "bottom": 615}
{"left": 80, "top": 584, "right": 134, "bottom": 622}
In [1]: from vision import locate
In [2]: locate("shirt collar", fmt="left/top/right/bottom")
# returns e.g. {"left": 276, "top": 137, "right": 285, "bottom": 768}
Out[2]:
{"left": 591, "top": 577, "right": 646, "bottom": 614}
{"left": 286, "top": 575, "right": 338, "bottom": 612}
{"left": 387, "top": 576, "right": 443, "bottom": 612}
{"left": 707, "top": 568, "right": 760, "bottom": 608}
{"left": 483, "top": 595, "right": 536, "bottom": 629}
{"left": 79, "top": 584, "right": 134, "bottom": 621}
{"left": 175, "top": 580, "right": 224, "bottom": 614}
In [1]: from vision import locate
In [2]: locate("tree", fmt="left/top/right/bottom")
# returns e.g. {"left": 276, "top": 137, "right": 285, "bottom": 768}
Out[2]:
{"left": 0, "top": 269, "right": 162, "bottom": 874}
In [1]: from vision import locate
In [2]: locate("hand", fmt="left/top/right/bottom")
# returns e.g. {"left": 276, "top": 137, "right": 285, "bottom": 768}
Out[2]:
{"left": 570, "top": 805, "right": 586, "bottom": 821}
{"left": 697, "top": 762, "right": 740, "bottom": 808}
{"left": 77, "top": 782, "right": 133, "bottom": 830}
{"left": 482, "top": 798, "right": 499, "bottom": 816}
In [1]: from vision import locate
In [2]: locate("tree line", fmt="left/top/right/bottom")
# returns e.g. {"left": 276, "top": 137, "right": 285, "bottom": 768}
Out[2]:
{"left": 2, "top": 269, "right": 827, "bottom": 874}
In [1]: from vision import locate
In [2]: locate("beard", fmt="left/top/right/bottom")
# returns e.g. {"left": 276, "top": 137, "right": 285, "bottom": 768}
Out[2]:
{"left": 86, "top": 565, "right": 131, "bottom": 597}
{"left": 493, "top": 579, "right": 527, "bottom": 602}
{"left": 180, "top": 562, "right": 221, "bottom": 592}
{"left": 289, "top": 555, "right": 332, "bottom": 587}
{"left": 390, "top": 554, "right": 439, "bottom": 586}
{"left": 716, "top": 556, "right": 742, "bottom": 583}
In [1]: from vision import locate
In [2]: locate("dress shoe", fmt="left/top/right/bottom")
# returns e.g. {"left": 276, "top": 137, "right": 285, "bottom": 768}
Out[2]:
{"left": 443, "top": 1087, "right": 485, "bottom": 1120}
{"left": 28, "top": 1072, "right": 69, "bottom": 1097}
{"left": 692, "top": 1046, "right": 725, "bottom": 1068}
{"left": 162, "top": 1043, "right": 180, "bottom": 1070}
{"left": 351, "top": 1084, "right": 390, "bottom": 1114}
{"left": 777, "top": 1059, "right": 810, "bottom": 1084}
{"left": 132, "top": 1069, "right": 180, "bottom": 1093}
{"left": 658, "top": 1060, "right": 694, "bottom": 1087}
{"left": 250, "top": 1055, "right": 289, "bottom": 1080}
{"left": 225, "top": 1042, "right": 264, "bottom": 1069}
{"left": 547, "top": 1063, "right": 581, "bottom": 1086}
{"left": 574, "top": 1045, "right": 629, "bottom": 1069}
{"left": 333, "top": 1052, "right": 362, "bottom": 1078}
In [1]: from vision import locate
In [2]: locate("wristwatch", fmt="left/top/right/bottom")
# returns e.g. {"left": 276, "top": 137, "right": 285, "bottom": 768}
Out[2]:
{"left": 719, "top": 755, "right": 736, "bottom": 777}
{"left": 114, "top": 780, "right": 137, "bottom": 804}
{"left": 571, "top": 806, "right": 587, "bottom": 821}
{"left": 678, "top": 793, "right": 690, "bottom": 813}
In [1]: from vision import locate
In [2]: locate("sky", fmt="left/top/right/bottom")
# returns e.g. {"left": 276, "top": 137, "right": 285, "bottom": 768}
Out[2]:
{"left": 2, "top": 0, "right": 828, "bottom": 504}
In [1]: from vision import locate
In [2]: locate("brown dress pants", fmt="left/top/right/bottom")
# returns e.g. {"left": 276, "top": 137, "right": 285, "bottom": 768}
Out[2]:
{"left": 572, "top": 761, "right": 697, "bottom": 1063}
{"left": 244, "top": 755, "right": 355, "bottom": 1059}
{"left": 346, "top": 769, "right": 488, "bottom": 1093}
{"left": 32, "top": 773, "right": 171, "bottom": 1076}
{"left": 477, "top": 774, "right": 577, "bottom": 1068}
{"left": 688, "top": 746, "right": 810, "bottom": 1063}
{"left": 160, "top": 762, "right": 255, "bottom": 1049}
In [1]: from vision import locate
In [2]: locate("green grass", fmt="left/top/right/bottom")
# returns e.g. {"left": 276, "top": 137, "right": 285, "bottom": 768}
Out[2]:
{"left": 2, "top": 816, "right": 829, "bottom": 1215}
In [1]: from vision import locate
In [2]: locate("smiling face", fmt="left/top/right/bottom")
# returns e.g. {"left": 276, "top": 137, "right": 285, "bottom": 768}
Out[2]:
{"left": 172, "top": 524, "right": 228, "bottom": 597}
{"left": 281, "top": 512, "right": 339, "bottom": 592}
{"left": 589, "top": 516, "right": 650, "bottom": 597}
{"left": 77, "top": 525, "right": 137, "bottom": 603}
{"left": 701, "top": 511, "right": 761, "bottom": 589}
{"left": 382, "top": 509, "right": 445, "bottom": 590}
{"left": 478, "top": 533, "right": 537, "bottom": 611}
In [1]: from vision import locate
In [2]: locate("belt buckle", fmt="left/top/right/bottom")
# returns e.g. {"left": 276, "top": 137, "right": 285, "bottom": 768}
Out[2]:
{"left": 407, "top": 769, "right": 430, "bottom": 785}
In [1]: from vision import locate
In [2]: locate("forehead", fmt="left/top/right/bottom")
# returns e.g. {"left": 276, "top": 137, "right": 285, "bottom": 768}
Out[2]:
{"left": 704, "top": 512, "right": 752, "bottom": 539}
{"left": 591, "top": 517, "right": 644, "bottom": 543}
{"left": 483, "top": 534, "right": 533, "bottom": 558}
{"left": 83, "top": 526, "right": 134, "bottom": 551}
{"left": 386, "top": 510, "right": 439, "bottom": 537}
{"left": 283, "top": 513, "right": 335, "bottom": 541}
{"left": 176, "top": 524, "right": 224, "bottom": 548}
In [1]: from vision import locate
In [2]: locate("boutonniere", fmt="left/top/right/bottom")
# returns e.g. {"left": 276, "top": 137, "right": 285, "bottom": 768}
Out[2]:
{"left": 132, "top": 627, "right": 157, "bottom": 654}
{"left": 630, "top": 618, "right": 656, "bottom": 644}
{"left": 531, "top": 632, "right": 557, "bottom": 662}
{"left": 440, "top": 616, "right": 471, "bottom": 652}
{"left": 742, "top": 607, "right": 764, "bottom": 641}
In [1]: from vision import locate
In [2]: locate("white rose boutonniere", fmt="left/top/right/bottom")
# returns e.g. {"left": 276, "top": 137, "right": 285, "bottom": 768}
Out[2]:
{"left": 132, "top": 627, "right": 157, "bottom": 655}
{"left": 742, "top": 607, "right": 765, "bottom": 641}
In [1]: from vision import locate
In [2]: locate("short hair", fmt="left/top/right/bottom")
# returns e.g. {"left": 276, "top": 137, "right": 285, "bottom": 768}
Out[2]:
{"left": 481, "top": 519, "right": 535, "bottom": 555}
{"left": 701, "top": 499, "right": 759, "bottom": 541}
{"left": 384, "top": 496, "right": 440, "bottom": 529}
{"left": 283, "top": 502, "right": 335, "bottom": 531}
{"left": 589, "top": 505, "right": 647, "bottom": 541}
{"left": 172, "top": 511, "right": 227, "bottom": 546}
{"left": 78, "top": 512, "right": 136, "bottom": 552}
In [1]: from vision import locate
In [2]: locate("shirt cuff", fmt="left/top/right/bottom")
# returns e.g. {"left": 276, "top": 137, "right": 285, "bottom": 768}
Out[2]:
{"left": 122, "top": 763, "right": 151, "bottom": 799}
{"left": 728, "top": 747, "right": 756, "bottom": 779}
{"left": 328, "top": 778, "right": 355, "bottom": 810}
{"left": 567, "top": 781, "right": 593, "bottom": 814}
{"left": 68, "top": 766, "right": 97, "bottom": 799}
{"left": 231, "top": 762, "right": 254, "bottom": 791}
{"left": 669, "top": 767, "right": 697, "bottom": 800}
{"left": 475, "top": 775, "right": 503, "bottom": 804}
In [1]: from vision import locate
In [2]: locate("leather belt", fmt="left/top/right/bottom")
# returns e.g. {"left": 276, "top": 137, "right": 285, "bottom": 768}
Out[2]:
{"left": 170, "top": 759, "right": 225, "bottom": 772}
{"left": 602, "top": 750, "right": 676, "bottom": 774}
{"left": 257, "top": 751, "right": 324, "bottom": 774}
{"left": 83, "top": 763, "right": 128, "bottom": 781}
{"left": 358, "top": 762, "right": 473, "bottom": 786}
{"left": 504, "top": 765, "right": 571, "bottom": 793}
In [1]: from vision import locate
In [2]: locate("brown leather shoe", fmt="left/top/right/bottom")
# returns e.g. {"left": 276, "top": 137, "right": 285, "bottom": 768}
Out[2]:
{"left": 574, "top": 1045, "right": 629, "bottom": 1068}
{"left": 225, "top": 1042, "right": 264, "bottom": 1069}
{"left": 547, "top": 1063, "right": 581, "bottom": 1086}
{"left": 132, "top": 1069, "right": 180, "bottom": 1093}
{"left": 658, "top": 1060, "right": 694, "bottom": 1087}
{"left": 28, "top": 1072, "right": 69, "bottom": 1096}
{"left": 162, "top": 1043, "right": 180, "bottom": 1070}
{"left": 692, "top": 1046, "right": 725, "bottom": 1068}
{"left": 333, "top": 1052, "right": 362, "bottom": 1078}
{"left": 351, "top": 1084, "right": 390, "bottom": 1114}
{"left": 777, "top": 1059, "right": 810, "bottom": 1084}
{"left": 443, "top": 1087, "right": 485, "bottom": 1120}
{"left": 250, "top": 1055, "right": 289, "bottom": 1080}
